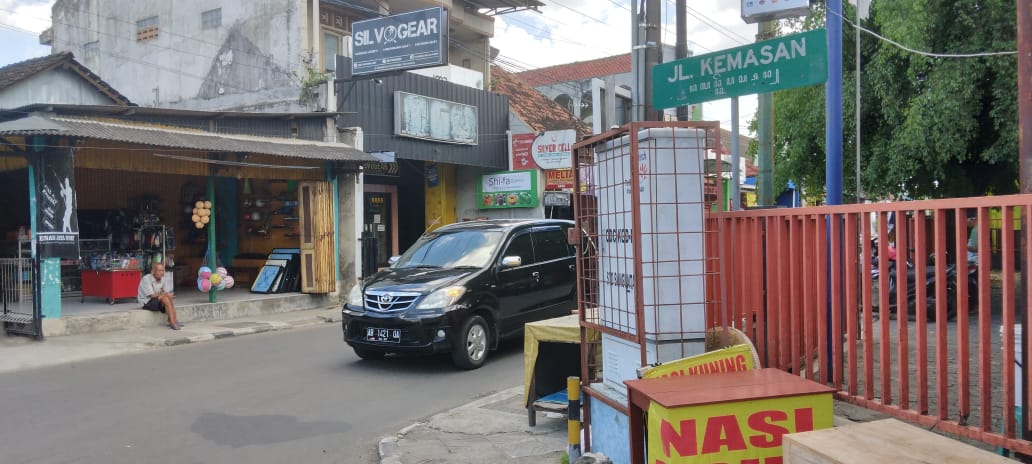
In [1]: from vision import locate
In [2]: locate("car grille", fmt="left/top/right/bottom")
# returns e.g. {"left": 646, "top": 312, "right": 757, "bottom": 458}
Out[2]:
{"left": 363, "top": 290, "right": 421, "bottom": 313}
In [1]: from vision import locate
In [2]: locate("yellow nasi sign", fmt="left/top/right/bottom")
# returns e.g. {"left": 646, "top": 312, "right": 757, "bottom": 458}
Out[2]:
{"left": 640, "top": 345, "right": 755, "bottom": 380}
{"left": 647, "top": 393, "right": 833, "bottom": 464}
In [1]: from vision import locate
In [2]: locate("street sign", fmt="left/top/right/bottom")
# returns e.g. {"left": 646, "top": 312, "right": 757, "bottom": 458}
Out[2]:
{"left": 652, "top": 29, "right": 828, "bottom": 109}
{"left": 351, "top": 7, "right": 447, "bottom": 76}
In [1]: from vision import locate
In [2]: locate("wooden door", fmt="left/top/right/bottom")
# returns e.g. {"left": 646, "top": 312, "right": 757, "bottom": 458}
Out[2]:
{"left": 297, "top": 181, "right": 334, "bottom": 293}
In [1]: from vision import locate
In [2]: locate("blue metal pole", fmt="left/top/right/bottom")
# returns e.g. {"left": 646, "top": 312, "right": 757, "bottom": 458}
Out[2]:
{"left": 826, "top": 1, "right": 844, "bottom": 378}
{"left": 826, "top": 0, "right": 843, "bottom": 206}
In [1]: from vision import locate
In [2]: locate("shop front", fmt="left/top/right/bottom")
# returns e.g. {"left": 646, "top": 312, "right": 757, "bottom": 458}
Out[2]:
{"left": 339, "top": 72, "right": 511, "bottom": 264}
{"left": 0, "top": 105, "right": 372, "bottom": 328}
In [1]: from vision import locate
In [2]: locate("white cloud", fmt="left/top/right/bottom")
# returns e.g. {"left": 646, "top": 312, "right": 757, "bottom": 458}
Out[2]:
{"left": 0, "top": 0, "right": 54, "bottom": 34}
{"left": 492, "top": 2, "right": 777, "bottom": 136}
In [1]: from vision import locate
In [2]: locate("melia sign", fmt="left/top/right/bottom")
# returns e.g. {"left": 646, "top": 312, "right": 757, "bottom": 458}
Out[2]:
{"left": 352, "top": 7, "right": 447, "bottom": 76}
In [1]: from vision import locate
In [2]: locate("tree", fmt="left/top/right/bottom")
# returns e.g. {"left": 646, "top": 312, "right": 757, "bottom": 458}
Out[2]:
{"left": 754, "top": 0, "right": 1018, "bottom": 202}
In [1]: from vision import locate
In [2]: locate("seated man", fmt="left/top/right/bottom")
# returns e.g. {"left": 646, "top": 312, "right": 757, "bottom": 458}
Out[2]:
{"left": 137, "top": 263, "right": 181, "bottom": 330}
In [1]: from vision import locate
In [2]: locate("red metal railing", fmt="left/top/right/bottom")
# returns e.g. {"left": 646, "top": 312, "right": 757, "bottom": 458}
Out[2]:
{"left": 707, "top": 194, "right": 1032, "bottom": 454}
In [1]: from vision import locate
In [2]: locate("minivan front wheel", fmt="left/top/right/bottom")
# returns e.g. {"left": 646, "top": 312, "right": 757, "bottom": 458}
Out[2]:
{"left": 452, "top": 315, "right": 489, "bottom": 370}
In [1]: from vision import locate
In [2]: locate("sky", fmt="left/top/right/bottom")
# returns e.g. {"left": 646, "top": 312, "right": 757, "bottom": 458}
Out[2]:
{"left": 0, "top": 0, "right": 761, "bottom": 134}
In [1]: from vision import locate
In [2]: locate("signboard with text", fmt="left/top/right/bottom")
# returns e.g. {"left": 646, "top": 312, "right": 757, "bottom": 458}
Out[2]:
{"left": 351, "top": 7, "right": 447, "bottom": 76}
{"left": 394, "top": 91, "right": 478, "bottom": 145}
{"left": 545, "top": 169, "right": 575, "bottom": 192}
{"left": 652, "top": 29, "right": 827, "bottom": 109}
{"left": 510, "top": 130, "right": 575, "bottom": 170}
{"left": 741, "top": 0, "right": 811, "bottom": 23}
{"left": 647, "top": 393, "right": 833, "bottom": 464}
{"left": 477, "top": 170, "right": 538, "bottom": 209}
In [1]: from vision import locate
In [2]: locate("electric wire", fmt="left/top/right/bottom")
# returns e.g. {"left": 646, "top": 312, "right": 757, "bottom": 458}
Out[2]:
{"left": 833, "top": 9, "right": 1017, "bottom": 58}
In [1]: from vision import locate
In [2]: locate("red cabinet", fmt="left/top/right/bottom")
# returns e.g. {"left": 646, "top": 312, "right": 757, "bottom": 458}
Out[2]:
{"left": 81, "top": 270, "right": 141, "bottom": 304}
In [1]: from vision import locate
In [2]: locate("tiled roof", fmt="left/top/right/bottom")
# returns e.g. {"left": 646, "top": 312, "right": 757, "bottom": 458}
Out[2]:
{"left": 516, "top": 54, "right": 632, "bottom": 87}
{"left": 0, "top": 52, "right": 132, "bottom": 105}
{"left": 491, "top": 65, "right": 591, "bottom": 139}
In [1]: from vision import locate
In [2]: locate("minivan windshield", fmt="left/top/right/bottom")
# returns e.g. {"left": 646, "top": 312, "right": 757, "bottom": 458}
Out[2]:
{"left": 394, "top": 229, "right": 504, "bottom": 269}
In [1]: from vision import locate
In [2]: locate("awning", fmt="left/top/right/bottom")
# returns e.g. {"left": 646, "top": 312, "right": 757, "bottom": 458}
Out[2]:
{"left": 0, "top": 114, "right": 375, "bottom": 163}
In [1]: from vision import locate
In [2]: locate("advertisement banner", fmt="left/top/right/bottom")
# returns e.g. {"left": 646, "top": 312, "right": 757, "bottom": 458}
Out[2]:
{"left": 639, "top": 344, "right": 755, "bottom": 380}
{"left": 511, "top": 133, "right": 537, "bottom": 170}
{"left": 531, "top": 129, "right": 575, "bottom": 170}
{"left": 544, "top": 168, "right": 575, "bottom": 192}
{"left": 646, "top": 393, "right": 833, "bottom": 464}
{"left": 351, "top": 7, "right": 447, "bottom": 76}
{"left": 478, "top": 170, "right": 538, "bottom": 209}
{"left": 33, "top": 148, "right": 79, "bottom": 259}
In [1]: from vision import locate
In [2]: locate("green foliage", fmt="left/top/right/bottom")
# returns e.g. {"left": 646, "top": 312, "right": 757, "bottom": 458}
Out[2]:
{"left": 753, "top": 0, "right": 1018, "bottom": 202}
{"left": 295, "top": 66, "right": 332, "bottom": 104}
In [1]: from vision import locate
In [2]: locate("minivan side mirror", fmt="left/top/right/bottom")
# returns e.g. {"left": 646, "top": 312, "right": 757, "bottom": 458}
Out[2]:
{"left": 500, "top": 256, "right": 522, "bottom": 268}
{"left": 388, "top": 256, "right": 400, "bottom": 266}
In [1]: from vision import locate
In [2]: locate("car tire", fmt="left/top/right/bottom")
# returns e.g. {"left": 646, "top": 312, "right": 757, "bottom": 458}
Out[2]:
{"left": 353, "top": 346, "right": 386, "bottom": 361}
{"left": 451, "top": 315, "right": 489, "bottom": 370}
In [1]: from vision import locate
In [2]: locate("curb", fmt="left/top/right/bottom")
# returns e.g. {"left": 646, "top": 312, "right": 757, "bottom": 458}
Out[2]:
{"left": 153, "top": 314, "right": 341, "bottom": 347}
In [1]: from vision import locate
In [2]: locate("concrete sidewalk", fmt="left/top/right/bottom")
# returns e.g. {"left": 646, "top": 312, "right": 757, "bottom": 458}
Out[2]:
{"left": 0, "top": 305, "right": 342, "bottom": 374}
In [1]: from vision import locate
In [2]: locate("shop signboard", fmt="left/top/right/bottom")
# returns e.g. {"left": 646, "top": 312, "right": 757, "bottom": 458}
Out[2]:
{"left": 652, "top": 29, "right": 828, "bottom": 108}
{"left": 511, "top": 133, "right": 537, "bottom": 170}
{"left": 531, "top": 129, "right": 575, "bottom": 170}
{"left": 351, "top": 7, "right": 447, "bottom": 76}
{"left": 741, "top": 0, "right": 810, "bottom": 23}
{"left": 477, "top": 170, "right": 538, "bottom": 209}
{"left": 32, "top": 149, "right": 79, "bottom": 259}
{"left": 646, "top": 391, "right": 833, "bottom": 464}
{"left": 545, "top": 168, "right": 575, "bottom": 192}
{"left": 394, "top": 91, "right": 478, "bottom": 145}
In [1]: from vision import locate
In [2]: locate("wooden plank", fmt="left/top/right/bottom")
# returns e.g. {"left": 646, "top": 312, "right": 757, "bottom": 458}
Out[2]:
{"left": 783, "top": 419, "right": 1013, "bottom": 464}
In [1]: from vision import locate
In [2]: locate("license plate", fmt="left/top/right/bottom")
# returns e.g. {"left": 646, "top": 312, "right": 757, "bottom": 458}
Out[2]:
{"left": 365, "top": 327, "right": 401, "bottom": 343}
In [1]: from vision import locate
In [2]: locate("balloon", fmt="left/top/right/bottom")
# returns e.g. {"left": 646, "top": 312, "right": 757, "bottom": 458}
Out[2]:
{"left": 195, "top": 200, "right": 205, "bottom": 209}
{"left": 216, "top": 267, "right": 228, "bottom": 276}
{"left": 191, "top": 214, "right": 200, "bottom": 223}
{"left": 195, "top": 221, "right": 205, "bottom": 229}
{"left": 201, "top": 215, "right": 210, "bottom": 224}
{"left": 200, "top": 279, "right": 212, "bottom": 292}
{"left": 204, "top": 201, "right": 212, "bottom": 209}
{"left": 210, "top": 273, "right": 222, "bottom": 286}
{"left": 198, "top": 266, "right": 212, "bottom": 279}
{"left": 214, "top": 279, "right": 227, "bottom": 291}
{"left": 223, "top": 275, "right": 235, "bottom": 289}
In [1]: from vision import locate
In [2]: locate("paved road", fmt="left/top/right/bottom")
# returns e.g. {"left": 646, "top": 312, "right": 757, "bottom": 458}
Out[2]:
{"left": 0, "top": 324, "right": 525, "bottom": 464}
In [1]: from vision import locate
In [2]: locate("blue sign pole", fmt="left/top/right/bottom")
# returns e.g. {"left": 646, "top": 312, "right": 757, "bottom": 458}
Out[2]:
{"left": 826, "top": 0, "right": 844, "bottom": 379}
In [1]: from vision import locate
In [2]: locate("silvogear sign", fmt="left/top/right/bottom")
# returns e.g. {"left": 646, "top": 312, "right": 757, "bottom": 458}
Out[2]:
{"left": 351, "top": 7, "right": 448, "bottom": 76}
{"left": 652, "top": 29, "right": 827, "bottom": 108}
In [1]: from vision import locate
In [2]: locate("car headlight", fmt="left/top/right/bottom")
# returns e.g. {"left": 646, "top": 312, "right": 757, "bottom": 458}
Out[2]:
{"left": 347, "top": 283, "right": 364, "bottom": 308}
{"left": 414, "top": 286, "right": 466, "bottom": 310}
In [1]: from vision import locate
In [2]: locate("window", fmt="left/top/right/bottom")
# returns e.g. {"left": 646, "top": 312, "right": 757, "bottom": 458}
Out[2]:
{"left": 136, "top": 16, "right": 159, "bottom": 42}
{"left": 202, "top": 8, "right": 222, "bottom": 30}
{"left": 532, "top": 228, "right": 572, "bottom": 262}
{"left": 502, "top": 233, "right": 535, "bottom": 266}
{"left": 83, "top": 41, "right": 99, "bottom": 59}
{"left": 323, "top": 31, "right": 340, "bottom": 71}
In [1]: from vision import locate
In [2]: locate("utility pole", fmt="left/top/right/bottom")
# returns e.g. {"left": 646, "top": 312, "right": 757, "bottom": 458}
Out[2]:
{"left": 675, "top": 0, "right": 689, "bottom": 121}
{"left": 825, "top": 0, "right": 843, "bottom": 206}
{"left": 756, "top": 20, "right": 775, "bottom": 205}
{"left": 643, "top": 0, "right": 663, "bottom": 121}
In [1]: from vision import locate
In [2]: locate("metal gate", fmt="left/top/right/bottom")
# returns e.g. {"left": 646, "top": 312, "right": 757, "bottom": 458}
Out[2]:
{"left": 0, "top": 257, "right": 42, "bottom": 339}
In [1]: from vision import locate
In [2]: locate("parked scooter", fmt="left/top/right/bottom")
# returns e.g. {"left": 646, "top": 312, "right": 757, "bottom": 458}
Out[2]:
{"left": 870, "top": 238, "right": 963, "bottom": 321}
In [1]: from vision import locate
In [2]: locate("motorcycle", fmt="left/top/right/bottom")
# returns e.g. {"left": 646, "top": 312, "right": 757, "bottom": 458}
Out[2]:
{"left": 870, "top": 238, "right": 975, "bottom": 321}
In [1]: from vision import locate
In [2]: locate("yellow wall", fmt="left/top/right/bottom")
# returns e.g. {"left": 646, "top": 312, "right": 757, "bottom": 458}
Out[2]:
{"left": 424, "top": 163, "right": 456, "bottom": 231}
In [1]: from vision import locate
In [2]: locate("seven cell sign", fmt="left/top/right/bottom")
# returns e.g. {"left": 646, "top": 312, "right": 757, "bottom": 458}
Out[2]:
{"left": 652, "top": 28, "right": 828, "bottom": 109}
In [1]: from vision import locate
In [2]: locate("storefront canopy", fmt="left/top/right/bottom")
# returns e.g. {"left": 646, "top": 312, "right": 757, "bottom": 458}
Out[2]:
{"left": 0, "top": 114, "right": 375, "bottom": 163}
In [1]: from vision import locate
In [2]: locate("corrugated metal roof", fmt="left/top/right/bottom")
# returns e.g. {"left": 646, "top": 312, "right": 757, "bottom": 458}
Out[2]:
{"left": 0, "top": 114, "right": 374, "bottom": 162}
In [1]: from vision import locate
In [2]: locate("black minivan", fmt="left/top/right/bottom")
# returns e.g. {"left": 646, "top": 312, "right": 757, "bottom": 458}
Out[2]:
{"left": 342, "top": 219, "right": 577, "bottom": 369}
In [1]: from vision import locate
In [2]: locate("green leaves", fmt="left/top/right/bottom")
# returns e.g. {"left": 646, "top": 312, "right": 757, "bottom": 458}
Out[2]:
{"left": 762, "top": 0, "right": 1017, "bottom": 201}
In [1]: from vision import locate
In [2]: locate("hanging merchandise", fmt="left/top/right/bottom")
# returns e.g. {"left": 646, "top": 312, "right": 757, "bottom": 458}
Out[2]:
{"left": 191, "top": 199, "right": 212, "bottom": 229}
{"left": 195, "top": 261, "right": 234, "bottom": 293}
